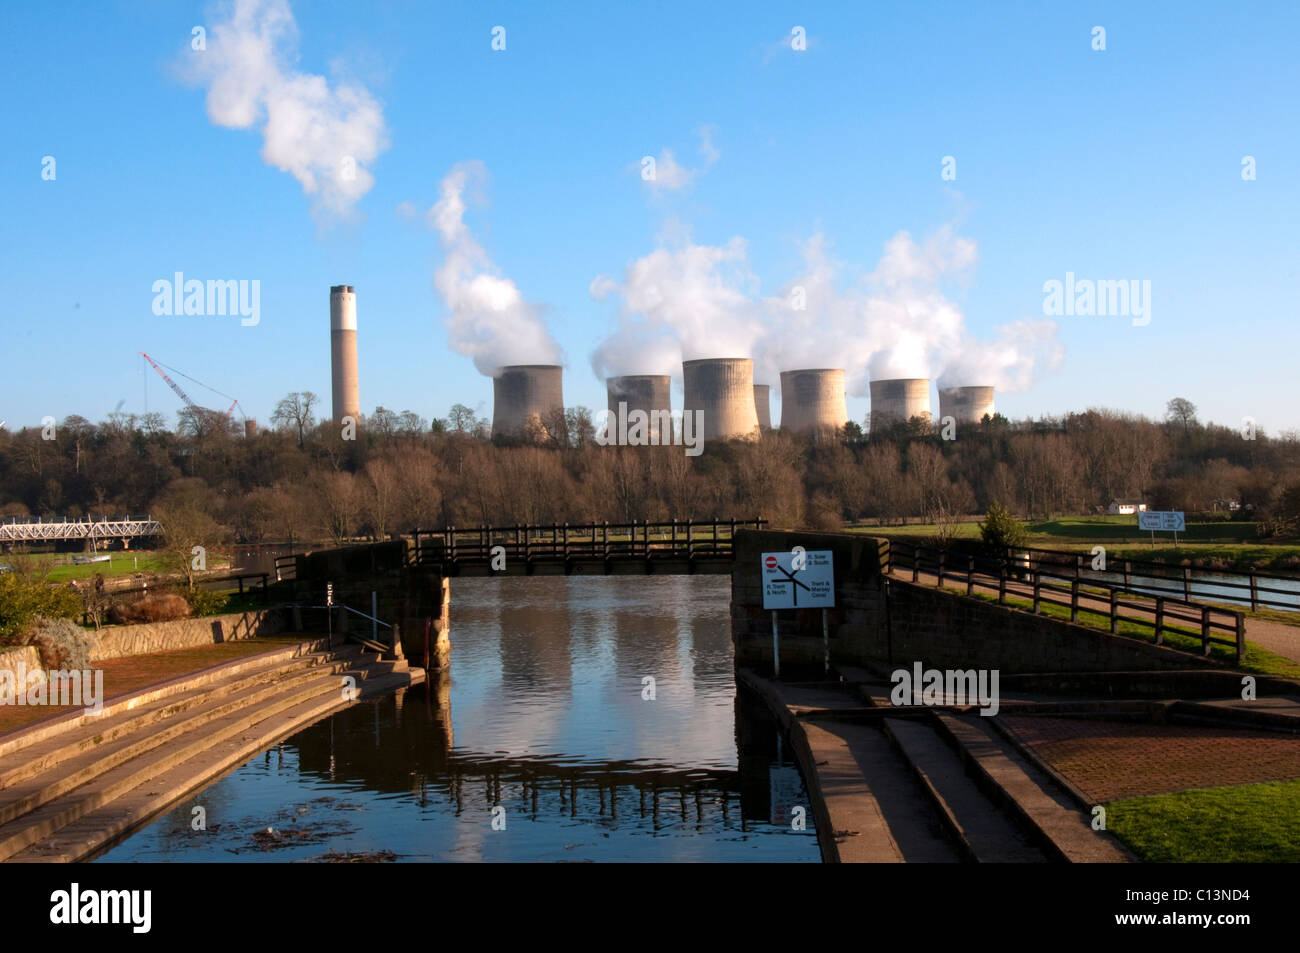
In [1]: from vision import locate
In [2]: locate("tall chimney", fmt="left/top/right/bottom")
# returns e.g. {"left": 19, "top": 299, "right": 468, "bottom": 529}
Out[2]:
{"left": 330, "top": 285, "right": 360, "bottom": 423}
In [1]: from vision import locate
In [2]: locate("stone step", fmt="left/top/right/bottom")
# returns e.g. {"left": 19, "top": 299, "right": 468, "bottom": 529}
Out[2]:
{"left": 0, "top": 637, "right": 352, "bottom": 761}
{"left": 0, "top": 645, "right": 366, "bottom": 793}
{"left": 12, "top": 669, "right": 415, "bottom": 862}
{"left": 882, "top": 717, "right": 1052, "bottom": 863}
{"left": 0, "top": 656, "right": 373, "bottom": 827}
{"left": 934, "top": 713, "right": 1132, "bottom": 863}
{"left": 0, "top": 663, "right": 382, "bottom": 862}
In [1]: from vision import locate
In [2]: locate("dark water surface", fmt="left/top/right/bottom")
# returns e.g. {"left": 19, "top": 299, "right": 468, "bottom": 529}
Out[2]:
{"left": 95, "top": 576, "right": 818, "bottom": 862}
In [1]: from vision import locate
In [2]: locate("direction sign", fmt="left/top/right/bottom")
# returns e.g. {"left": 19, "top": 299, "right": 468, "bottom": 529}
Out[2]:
{"left": 762, "top": 550, "right": 835, "bottom": 609}
{"left": 1138, "top": 510, "right": 1185, "bottom": 532}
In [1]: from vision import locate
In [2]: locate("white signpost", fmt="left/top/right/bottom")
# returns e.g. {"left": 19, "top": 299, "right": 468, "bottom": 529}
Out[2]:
{"left": 1138, "top": 510, "right": 1185, "bottom": 546}
{"left": 762, "top": 549, "right": 835, "bottom": 676}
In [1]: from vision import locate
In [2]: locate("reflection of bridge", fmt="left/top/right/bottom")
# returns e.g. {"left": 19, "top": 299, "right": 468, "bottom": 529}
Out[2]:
{"left": 0, "top": 515, "right": 162, "bottom": 547}
{"left": 281, "top": 684, "right": 799, "bottom": 832}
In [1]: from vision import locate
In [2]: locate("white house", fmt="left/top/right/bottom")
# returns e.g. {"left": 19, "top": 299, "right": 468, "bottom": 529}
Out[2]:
{"left": 1107, "top": 500, "right": 1148, "bottom": 516}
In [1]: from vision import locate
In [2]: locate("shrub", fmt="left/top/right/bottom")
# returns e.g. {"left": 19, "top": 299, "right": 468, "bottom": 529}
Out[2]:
{"left": 979, "top": 501, "right": 1029, "bottom": 552}
{"left": 0, "top": 573, "right": 82, "bottom": 643}
{"left": 185, "top": 588, "right": 229, "bottom": 617}
{"left": 22, "top": 615, "right": 94, "bottom": 671}
{"left": 106, "top": 593, "right": 192, "bottom": 625}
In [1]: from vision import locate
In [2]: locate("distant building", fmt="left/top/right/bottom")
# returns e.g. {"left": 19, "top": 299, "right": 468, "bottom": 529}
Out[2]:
{"left": 1211, "top": 498, "right": 1241, "bottom": 512}
{"left": 1107, "top": 500, "right": 1148, "bottom": 516}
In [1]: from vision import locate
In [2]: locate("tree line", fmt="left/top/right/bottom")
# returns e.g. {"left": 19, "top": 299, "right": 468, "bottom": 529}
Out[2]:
{"left": 0, "top": 394, "right": 1296, "bottom": 546}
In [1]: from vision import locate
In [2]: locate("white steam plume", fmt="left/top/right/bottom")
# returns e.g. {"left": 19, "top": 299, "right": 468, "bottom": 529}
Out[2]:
{"left": 184, "top": 0, "right": 388, "bottom": 220}
{"left": 592, "top": 225, "right": 1063, "bottom": 395}
{"left": 429, "top": 161, "right": 562, "bottom": 376}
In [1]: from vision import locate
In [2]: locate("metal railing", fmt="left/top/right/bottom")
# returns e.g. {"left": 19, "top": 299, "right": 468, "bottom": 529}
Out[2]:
{"left": 889, "top": 539, "right": 1246, "bottom": 662}
{"left": 411, "top": 518, "right": 766, "bottom": 566}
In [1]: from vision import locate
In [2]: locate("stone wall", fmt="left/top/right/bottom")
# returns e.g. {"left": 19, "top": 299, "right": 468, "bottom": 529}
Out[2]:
{"left": 0, "top": 646, "right": 44, "bottom": 683}
{"left": 88, "top": 609, "right": 289, "bottom": 662}
{"left": 731, "top": 529, "right": 1212, "bottom": 675}
{"left": 731, "top": 530, "right": 890, "bottom": 672}
{"left": 879, "top": 578, "right": 1206, "bottom": 673}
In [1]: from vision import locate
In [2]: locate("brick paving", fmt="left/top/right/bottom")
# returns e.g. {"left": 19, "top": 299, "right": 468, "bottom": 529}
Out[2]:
{"left": 1001, "top": 714, "right": 1300, "bottom": 802}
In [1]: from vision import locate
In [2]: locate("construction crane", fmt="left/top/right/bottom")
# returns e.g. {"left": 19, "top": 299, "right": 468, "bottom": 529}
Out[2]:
{"left": 139, "top": 352, "right": 246, "bottom": 422}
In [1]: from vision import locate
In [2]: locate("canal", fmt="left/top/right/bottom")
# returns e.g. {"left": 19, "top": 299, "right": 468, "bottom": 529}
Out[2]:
{"left": 94, "top": 575, "right": 819, "bottom": 862}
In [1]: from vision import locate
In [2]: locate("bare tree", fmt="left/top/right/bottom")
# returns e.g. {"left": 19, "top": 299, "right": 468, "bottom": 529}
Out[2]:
{"left": 271, "top": 392, "right": 319, "bottom": 448}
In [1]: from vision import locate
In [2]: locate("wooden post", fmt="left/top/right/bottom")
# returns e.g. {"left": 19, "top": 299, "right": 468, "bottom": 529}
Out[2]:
{"left": 1184, "top": 567, "right": 1192, "bottom": 601}
{"left": 1155, "top": 597, "right": 1164, "bottom": 645}
{"left": 562, "top": 522, "right": 569, "bottom": 557}
{"left": 1201, "top": 606, "right": 1211, "bottom": 656}
{"left": 967, "top": 555, "right": 974, "bottom": 596}
{"left": 1070, "top": 578, "right": 1079, "bottom": 622}
{"left": 998, "top": 565, "right": 1006, "bottom": 605}
{"left": 686, "top": 519, "right": 693, "bottom": 555}
{"left": 1236, "top": 612, "right": 1247, "bottom": 662}
{"left": 1249, "top": 573, "right": 1258, "bottom": 612}
{"left": 1032, "top": 574, "right": 1040, "bottom": 614}
{"left": 1109, "top": 588, "right": 1119, "bottom": 634}
{"left": 937, "top": 550, "right": 945, "bottom": 588}
{"left": 424, "top": 617, "right": 431, "bottom": 671}
{"left": 911, "top": 543, "right": 919, "bottom": 583}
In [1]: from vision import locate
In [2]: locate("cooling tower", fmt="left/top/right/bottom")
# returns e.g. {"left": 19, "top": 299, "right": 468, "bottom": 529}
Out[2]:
{"left": 938, "top": 385, "right": 996, "bottom": 428}
{"left": 492, "top": 365, "right": 565, "bottom": 438}
{"left": 330, "top": 285, "right": 360, "bottom": 423}
{"left": 779, "top": 368, "right": 848, "bottom": 439}
{"left": 244, "top": 419, "right": 259, "bottom": 438}
{"left": 682, "top": 358, "right": 760, "bottom": 443}
{"left": 607, "top": 375, "right": 672, "bottom": 445}
{"left": 869, "top": 378, "right": 932, "bottom": 431}
{"left": 753, "top": 385, "right": 772, "bottom": 432}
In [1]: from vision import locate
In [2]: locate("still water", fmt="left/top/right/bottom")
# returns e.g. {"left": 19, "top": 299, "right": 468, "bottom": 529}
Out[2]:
{"left": 95, "top": 576, "right": 818, "bottom": 862}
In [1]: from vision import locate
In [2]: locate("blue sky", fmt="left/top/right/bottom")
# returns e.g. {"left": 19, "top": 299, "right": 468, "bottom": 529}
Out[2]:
{"left": 2, "top": 0, "right": 1297, "bottom": 434}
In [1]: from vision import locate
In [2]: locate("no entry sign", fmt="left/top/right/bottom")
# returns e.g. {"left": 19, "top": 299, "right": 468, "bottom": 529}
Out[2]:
{"left": 762, "top": 550, "right": 834, "bottom": 609}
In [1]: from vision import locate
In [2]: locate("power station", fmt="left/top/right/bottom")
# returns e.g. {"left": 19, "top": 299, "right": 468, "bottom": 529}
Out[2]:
{"left": 607, "top": 375, "right": 673, "bottom": 444}
{"left": 492, "top": 364, "right": 565, "bottom": 438}
{"left": 869, "top": 378, "right": 932, "bottom": 432}
{"left": 938, "top": 385, "right": 996, "bottom": 428}
{"left": 779, "top": 368, "right": 848, "bottom": 440}
{"left": 330, "top": 285, "right": 360, "bottom": 423}
{"left": 753, "top": 384, "right": 772, "bottom": 432}
{"left": 682, "top": 358, "right": 761, "bottom": 443}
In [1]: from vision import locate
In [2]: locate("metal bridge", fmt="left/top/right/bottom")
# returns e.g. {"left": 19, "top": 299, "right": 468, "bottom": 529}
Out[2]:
{"left": 0, "top": 515, "right": 162, "bottom": 546}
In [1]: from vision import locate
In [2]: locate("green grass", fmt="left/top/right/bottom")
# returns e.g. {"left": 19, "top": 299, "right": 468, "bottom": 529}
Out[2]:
{"left": 848, "top": 516, "right": 1300, "bottom": 573}
{"left": 1106, "top": 779, "right": 1300, "bottom": 862}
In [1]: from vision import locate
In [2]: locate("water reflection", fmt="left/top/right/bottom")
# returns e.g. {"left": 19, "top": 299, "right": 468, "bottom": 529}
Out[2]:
{"left": 95, "top": 576, "right": 817, "bottom": 862}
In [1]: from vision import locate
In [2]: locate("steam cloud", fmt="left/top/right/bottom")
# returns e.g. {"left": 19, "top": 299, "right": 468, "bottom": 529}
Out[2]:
{"left": 185, "top": 0, "right": 388, "bottom": 219}
{"left": 591, "top": 225, "right": 1062, "bottom": 394}
{"left": 429, "top": 162, "right": 563, "bottom": 376}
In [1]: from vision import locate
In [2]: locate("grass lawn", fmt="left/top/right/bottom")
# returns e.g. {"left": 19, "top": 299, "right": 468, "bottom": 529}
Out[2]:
{"left": 1106, "top": 779, "right": 1300, "bottom": 862}
{"left": 849, "top": 516, "right": 1300, "bottom": 573}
